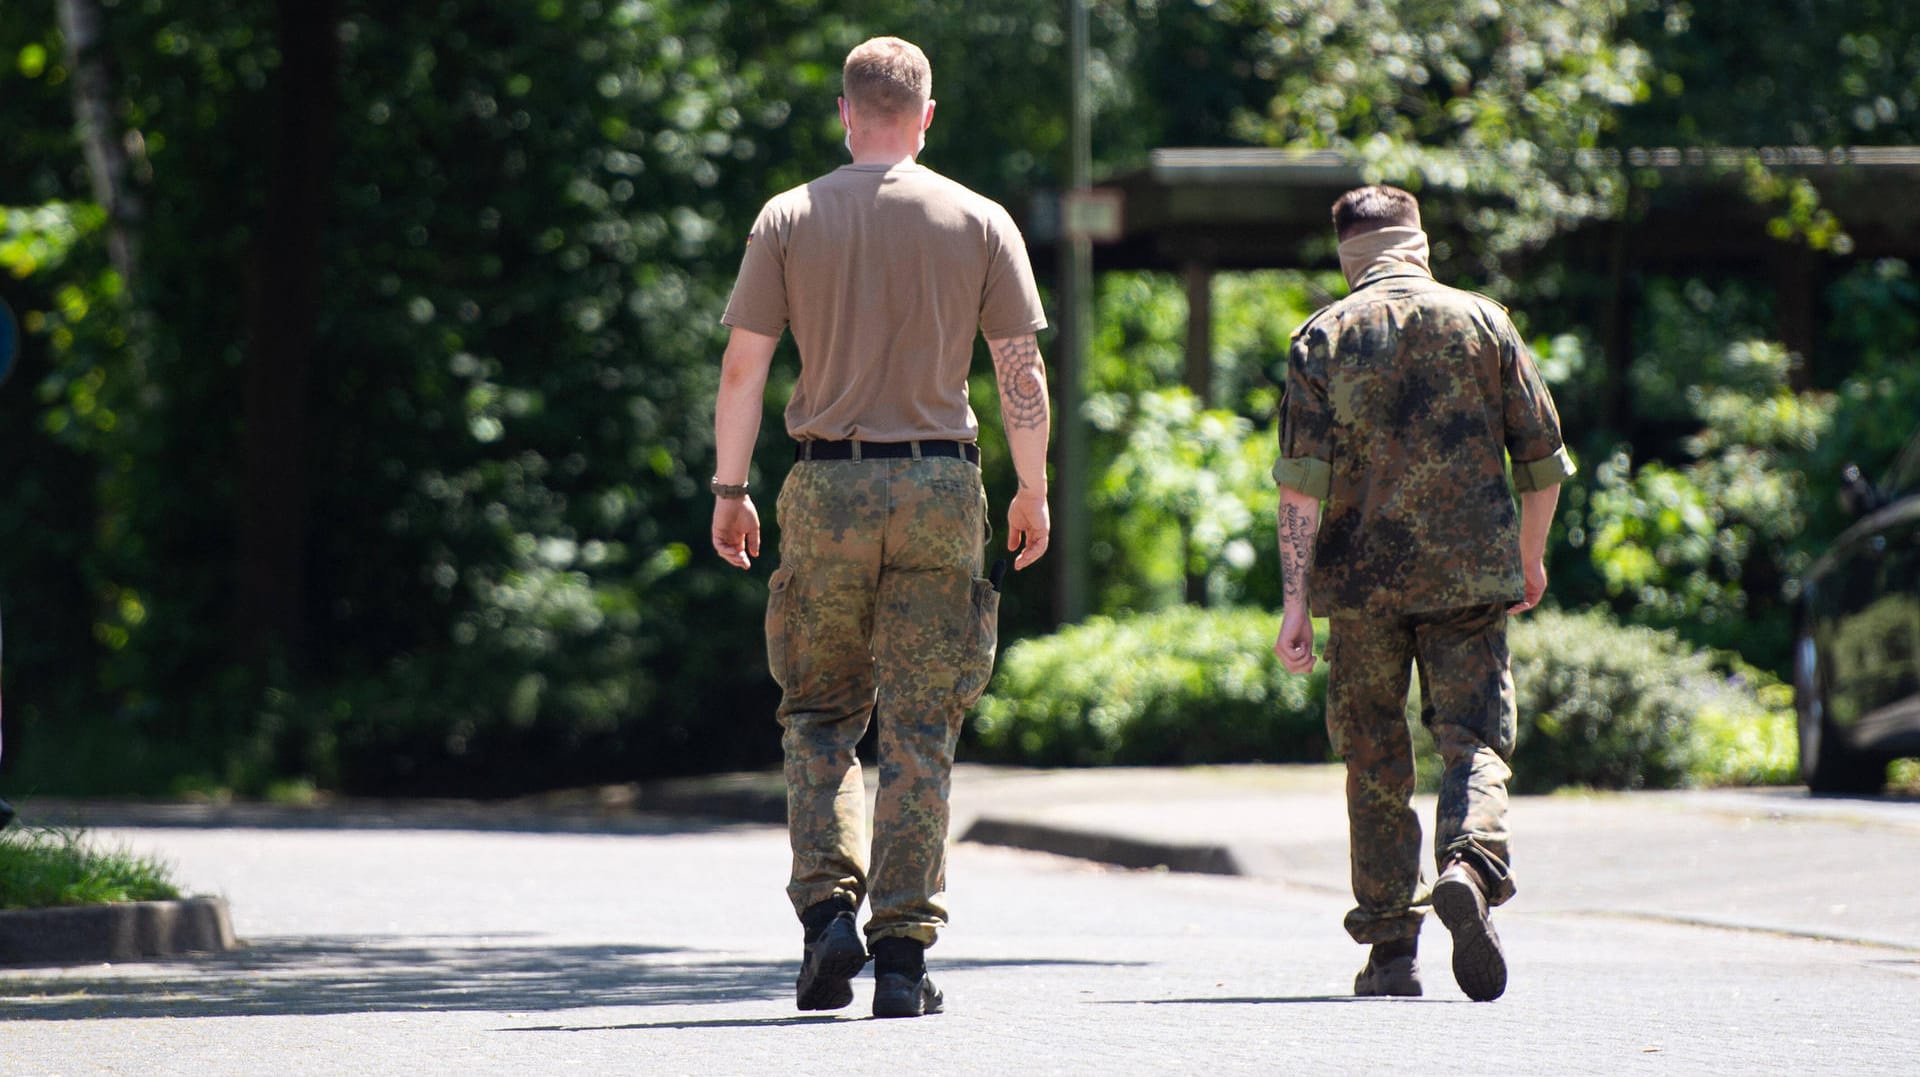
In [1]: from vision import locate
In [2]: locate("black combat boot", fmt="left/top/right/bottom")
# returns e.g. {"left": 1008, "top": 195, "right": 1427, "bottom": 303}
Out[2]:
{"left": 1433, "top": 857, "right": 1507, "bottom": 1001}
{"left": 1353, "top": 934, "right": 1422, "bottom": 997}
{"left": 795, "top": 897, "right": 866, "bottom": 1011}
{"left": 870, "top": 936, "right": 943, "bottom": 1018}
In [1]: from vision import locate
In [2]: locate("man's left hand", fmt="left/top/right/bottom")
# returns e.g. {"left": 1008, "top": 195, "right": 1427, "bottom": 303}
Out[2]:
{"left": 1007, "top": 490, "right": 1050, "bottom": 570}
{"left": 712, "top": 496, "right": 761, "bottom": 569}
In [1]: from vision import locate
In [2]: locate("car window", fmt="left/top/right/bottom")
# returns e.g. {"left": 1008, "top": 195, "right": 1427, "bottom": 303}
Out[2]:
{"left": 1886, "top": 430, "right": 1920, "bottom": 499}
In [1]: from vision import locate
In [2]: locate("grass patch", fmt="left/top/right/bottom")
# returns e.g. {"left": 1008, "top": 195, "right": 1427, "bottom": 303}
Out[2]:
{"left": 0, "top": 827, "right": 182, "bottom": 910}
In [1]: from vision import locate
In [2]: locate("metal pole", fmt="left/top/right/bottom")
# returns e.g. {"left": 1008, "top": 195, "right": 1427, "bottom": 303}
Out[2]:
{"left": 1056, "top": 0, "right": 1092, "bottom": 624}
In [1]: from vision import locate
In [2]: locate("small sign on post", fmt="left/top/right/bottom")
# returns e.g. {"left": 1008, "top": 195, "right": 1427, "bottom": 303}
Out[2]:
{"left": 1062, "top": 188, "right": 1125, "bottom": 243}
{"left": 0, "top": 297, "right": 17, "bottom": 388}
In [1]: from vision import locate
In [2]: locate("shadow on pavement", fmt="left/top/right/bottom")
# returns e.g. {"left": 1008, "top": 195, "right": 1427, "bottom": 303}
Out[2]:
{"left": 5, "top": 799, "right": 759, "bottom": 837}
{"left": 507, "top": 1015, "right": 852, "bottom": 1032}
{"left": 1098, "top": 995, "right": 1457, "bottom": 1006}
{"left": 0, "top": 936, "right": 783, "bottom": 1019}
{"left": 0, "top": 940, "right": 1135, "bottom": 1022}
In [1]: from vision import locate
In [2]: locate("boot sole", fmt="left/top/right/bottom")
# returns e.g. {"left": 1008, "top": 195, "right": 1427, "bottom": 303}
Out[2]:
{"left": 1433, "top": 875, "right": 1507, "bottom": 1002}
{"left": 796, "top": 921, "right": 867, "bottom": 1011}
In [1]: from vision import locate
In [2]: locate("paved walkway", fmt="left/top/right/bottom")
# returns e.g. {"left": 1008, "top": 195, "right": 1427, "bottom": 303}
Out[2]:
{"left": 32, "top": 763, "right": 1920, "bottom": 951}
{"left": 7, "top": 765, "right": 1920, "bottom": 1075}
{"left": 943, "top": 764, "right": 1920, "bottom": 950}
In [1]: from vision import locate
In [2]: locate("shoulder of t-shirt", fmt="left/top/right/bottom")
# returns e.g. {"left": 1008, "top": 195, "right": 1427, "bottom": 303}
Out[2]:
{"left": 758, "top": 180, "right": 818, "bottom": 221}
{"left": 911, "top": 166, "right": 1017, "bottom": 221}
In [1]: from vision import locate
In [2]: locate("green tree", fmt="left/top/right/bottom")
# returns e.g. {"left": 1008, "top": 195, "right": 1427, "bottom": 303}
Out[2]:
{"left": 1222, "top": 0, "right": 1652, "bottom": 262}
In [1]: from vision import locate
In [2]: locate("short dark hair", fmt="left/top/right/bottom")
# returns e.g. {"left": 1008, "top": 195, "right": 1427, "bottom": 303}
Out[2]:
{"left": 1331, "top": 186, "right": 1421, "bottom": 240}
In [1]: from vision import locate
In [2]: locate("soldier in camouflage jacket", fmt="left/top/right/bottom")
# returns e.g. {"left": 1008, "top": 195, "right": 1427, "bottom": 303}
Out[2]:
{"left": 1272, "top": 185, "right": 1575, "bottom": 1002}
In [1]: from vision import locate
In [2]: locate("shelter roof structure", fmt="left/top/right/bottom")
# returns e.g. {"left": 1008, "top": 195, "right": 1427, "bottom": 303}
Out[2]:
{"left": 1033, "top": 145, "right": 1920, "bottom": 271}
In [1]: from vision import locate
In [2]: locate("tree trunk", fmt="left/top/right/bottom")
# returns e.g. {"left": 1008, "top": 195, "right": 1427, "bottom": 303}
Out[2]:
{"left": 56, "top": 0, "right": 140, "bottom": 282}
{"left": 236, "top": 0, "right": 340, "bottom": 659}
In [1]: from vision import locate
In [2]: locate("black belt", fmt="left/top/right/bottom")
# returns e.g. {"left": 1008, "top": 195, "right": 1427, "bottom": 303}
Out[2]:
{"left": 795, "top": 439, "right": 979, "bottom": 465}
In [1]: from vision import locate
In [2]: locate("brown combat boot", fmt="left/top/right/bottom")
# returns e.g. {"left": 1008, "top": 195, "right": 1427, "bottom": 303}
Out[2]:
{"left": 1352, "top": 936, "right": 1422, "bottom": 997}
{"left": 1433, "top": 857, "right": 1507, "bottom": 1001}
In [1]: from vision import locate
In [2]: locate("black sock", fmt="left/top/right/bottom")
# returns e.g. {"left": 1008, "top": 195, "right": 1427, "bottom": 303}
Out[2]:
{"left": 871, "top": 937, "right": 926, "bottom": 977}
{"left": 800, "top": 897, "right": 855, "bottom": 943}
{"left": 1373, "top": 936, "right": 1418, "bottom": 962}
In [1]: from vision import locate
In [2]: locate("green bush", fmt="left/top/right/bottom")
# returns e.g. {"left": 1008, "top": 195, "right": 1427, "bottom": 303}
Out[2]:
{"left": 969, "top": 605, "right": 1329, "bottom": 767}
{"left": 973, "top": 605, "right": 1796, "bottom": 792}
{"left": 1506, "top": 607, "right": 1793, "bottom": 792}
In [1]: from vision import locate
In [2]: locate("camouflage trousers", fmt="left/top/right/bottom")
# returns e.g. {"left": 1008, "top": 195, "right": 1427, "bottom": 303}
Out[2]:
{"left": 1325, "top": 603, "right": 1518, "bottom": 945}
{"left": 765, "top": 456, "right": 999, "bottom": 946}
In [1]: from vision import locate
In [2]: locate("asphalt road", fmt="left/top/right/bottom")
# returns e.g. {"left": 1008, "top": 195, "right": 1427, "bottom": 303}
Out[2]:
{"left": 1, "top": 780, "right": 1916, "bottom": 1075}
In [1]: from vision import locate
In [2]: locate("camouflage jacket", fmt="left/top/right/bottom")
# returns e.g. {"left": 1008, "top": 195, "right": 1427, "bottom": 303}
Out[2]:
{"left": 1272, "top": 266, "right": 1575, "bottom": 614}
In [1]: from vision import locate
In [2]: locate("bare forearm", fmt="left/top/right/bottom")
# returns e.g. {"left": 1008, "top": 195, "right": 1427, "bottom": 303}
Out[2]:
{"left": 1518, "top": 486, "right": 1559, "bottom": 564}
{"left": 713, "top": 329, "right": 778, "bottom": 484}
{"left": 989, "top": 334, "right": 1051, "bottom": 494}
{"left": 1277, "top": 486, "right": 1321, "bottom": 617}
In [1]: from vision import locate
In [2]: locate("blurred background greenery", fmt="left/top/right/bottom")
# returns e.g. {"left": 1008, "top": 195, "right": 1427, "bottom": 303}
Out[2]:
{"left": 1, "top": 0, "right": 1916, "bottom": 798}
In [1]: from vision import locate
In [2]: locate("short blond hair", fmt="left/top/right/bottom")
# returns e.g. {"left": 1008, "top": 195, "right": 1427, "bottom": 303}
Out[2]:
{"left": 843, "top": 37, "right": 931, "bottom": 119}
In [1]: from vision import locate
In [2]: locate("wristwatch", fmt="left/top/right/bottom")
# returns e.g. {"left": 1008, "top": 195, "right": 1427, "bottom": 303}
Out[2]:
{"left": 710, "top": 477, "right": 749, "bottom": 500}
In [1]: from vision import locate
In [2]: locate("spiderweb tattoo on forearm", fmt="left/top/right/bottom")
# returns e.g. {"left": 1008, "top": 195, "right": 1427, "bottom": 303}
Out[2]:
{"left": 991, "top": 335, "right": 1049, "bottom": 432}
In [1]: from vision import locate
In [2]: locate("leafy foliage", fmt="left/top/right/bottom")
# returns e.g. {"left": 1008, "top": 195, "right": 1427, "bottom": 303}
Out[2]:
{"left": 969, "top": 605, "right": 1329, "bottom": 767}
{"left": 1506, "top": 608, "right": 1793, "bottom": 792}
{"left": 973, "top": 604, "right": 1793, "bottom": 791}
{"left": 1087, "top": 390, "right": 1277, "bottom": 610}
{"left": 0, "top": 1, "right": 1915, "bottom": 796}
{"left": 1224, "top": 0, "right": 1651, "bottom": 261}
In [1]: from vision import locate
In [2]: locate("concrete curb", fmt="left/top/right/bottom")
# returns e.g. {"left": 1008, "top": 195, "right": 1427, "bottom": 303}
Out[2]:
{"left": 632, "top": 772, "right": 1258, "bottom": 877}
{"left": 0, "top": 896, "right": 239, "bottom": 967}
{"left": 960, "top": 817, "right": 1243, "bottom": 876}
{"left": 636, "top": 776, "right": 786, "bottom": 825}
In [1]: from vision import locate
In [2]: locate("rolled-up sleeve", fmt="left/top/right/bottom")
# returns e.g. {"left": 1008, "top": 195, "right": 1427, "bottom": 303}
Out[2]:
{"left": 1501, "top": 325, "right": 1575, "bottom": 492}
{"left": 1272, "top": 327, "right": 1334, "bottom": 498}
{"left": 1512, "top": 445, "right": 1577, "bottom": 492}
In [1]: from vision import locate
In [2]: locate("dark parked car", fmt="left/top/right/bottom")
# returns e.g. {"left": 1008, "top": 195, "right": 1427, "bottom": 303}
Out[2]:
{"left": 1794, "top": 430, "right": 1920, "bottom": 794}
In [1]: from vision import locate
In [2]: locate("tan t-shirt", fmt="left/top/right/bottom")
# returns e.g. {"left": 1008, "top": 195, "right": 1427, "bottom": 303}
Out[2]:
{"left": 721, "top": 162, "right": 1048, "bottom": 442}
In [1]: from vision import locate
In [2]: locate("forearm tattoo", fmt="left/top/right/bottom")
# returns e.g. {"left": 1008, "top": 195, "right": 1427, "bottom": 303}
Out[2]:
{"left": 992, "top": 335, "right": 1049, "bottom": 432}
{"left": 1279, "top": 502, "right": 1317, "bottom": 604}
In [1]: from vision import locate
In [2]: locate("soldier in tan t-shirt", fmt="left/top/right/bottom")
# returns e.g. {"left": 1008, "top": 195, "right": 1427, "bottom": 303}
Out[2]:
{"left": 707, "top": 36, "right": 1052, "bottom": 1019}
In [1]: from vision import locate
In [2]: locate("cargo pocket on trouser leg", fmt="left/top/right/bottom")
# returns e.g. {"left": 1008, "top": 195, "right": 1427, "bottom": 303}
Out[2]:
{"left": 953, "top": 577, "right": 1001, "bottom": 709}
{"left": 764, "top": 565, "right": 794, "bottom": 690}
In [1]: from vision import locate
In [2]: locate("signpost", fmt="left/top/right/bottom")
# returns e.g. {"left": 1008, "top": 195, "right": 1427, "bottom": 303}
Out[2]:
{"left": 0, "top": 297, "right": 11, "bottom": 822}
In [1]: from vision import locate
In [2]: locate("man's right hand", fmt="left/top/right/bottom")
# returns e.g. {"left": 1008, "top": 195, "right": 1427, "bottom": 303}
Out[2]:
{"left": 1511, "top": 485, "right": 1559, "bottom": 615}
{"left": 1508, "top": 558, "right": 1547, "bottom": 615}
{"left": 712, "top": 495, "right": 761, "bottom": 570}
{"left": 1006, "top": 490, "right": 1050, "bottom": 570}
